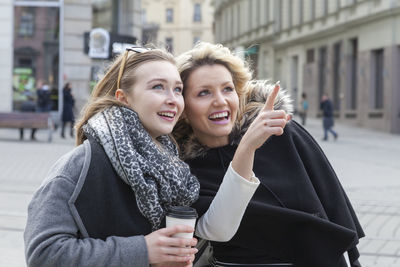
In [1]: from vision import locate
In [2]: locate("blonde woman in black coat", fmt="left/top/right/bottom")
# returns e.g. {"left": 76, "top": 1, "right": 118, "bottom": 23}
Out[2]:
{"left": 173, "top": 42, "right": 364, "bottom": 267}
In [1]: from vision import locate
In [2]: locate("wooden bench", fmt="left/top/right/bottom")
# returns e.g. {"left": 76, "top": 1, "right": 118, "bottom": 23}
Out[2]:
{"left": 0, "top": 112, "right": 53, "bottom": 142}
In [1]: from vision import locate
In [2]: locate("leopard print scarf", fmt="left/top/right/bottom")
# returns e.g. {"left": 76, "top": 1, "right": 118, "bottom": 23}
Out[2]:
{"left": 83, "top": 106, "right": 200, "bottom": 230}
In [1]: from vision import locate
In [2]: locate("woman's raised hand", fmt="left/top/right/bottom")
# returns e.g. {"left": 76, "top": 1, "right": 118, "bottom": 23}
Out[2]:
{"left": 241, "top": 84, "right": 289, "bottom": 151}
{"left": 145, "top": 225, "right": 198, "bottom": 265}
{"left": 232, "top": 84, "right": 289, "bottom": 180}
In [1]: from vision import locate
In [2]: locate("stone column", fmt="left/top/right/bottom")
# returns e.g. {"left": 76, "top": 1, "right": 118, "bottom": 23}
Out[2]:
{"left": 0, "top": 0, "right": 13, "bottom": 112}
{"left": 63, "top": 0, "right": 92, "bottom": 116}
{"left": 387, "top": 45, "right": 400, "bottom": 134}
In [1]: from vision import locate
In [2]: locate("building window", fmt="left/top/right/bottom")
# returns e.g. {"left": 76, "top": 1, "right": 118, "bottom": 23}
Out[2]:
{"left": 306, "top": 49, "right": 314, "bottom": 63}
{"left": 256, "top": 0, "right": 261, "bottom": 27}
{"left": 333, "top": 42, "right": 341, "bottom": 111}
{"left": 311, "top": 0, "right": 315, "bottom": 20}
{"left": 92, "top": 0, "right": 114, "bottom": 32}
{"left": 166, "top": 8, "right": 173, "bottom": 23}
{"left": 299, "top": 0, "right": 303, "bottom": 24}
{"left": 165, "top": 37, "right": 173, "bottom": 53}
{"left": 249, "top": 0, "right": 252, "bottom": 30}
{"left": 230, "top": 6, "right": 234, "bottom": 39}
{"left": 237, "top": 4, "right": 240, "bottom": 35}
{"left": 323, "top": 0, "right": 328, "bottom": 15}
{"left": 288, "top": 0, "right": 293, "bottom": 27}
{"left": 318, "top": 46, "right": 327, "bottom": 103}
{"left": 372, "top": 49, "right": 384, "bottom": 109}
{"left": 193, "top": 3, "right": 202, "bottom": 22}
{"left": 348, "top": 38, "right": 358, "bottom": 110}
{"left": 274, "top": 0, "right": 282, "bottom": 31}
{"left": 18, "top": 8, "right": 35, "bottom": 37}
{"left": 142, "top": 9, "right": 147, "bottom": 24}
{"left": 275, "top": 58, "right": 282, "bottom": 84}
{"left": 193, "top": 36, "right": 201, "bottom": 45}
{"left": 291, "top": 55, "right": 299, "bottom": 111}
{"left": 265, "top": 0, "right": 270, "bottom": 24}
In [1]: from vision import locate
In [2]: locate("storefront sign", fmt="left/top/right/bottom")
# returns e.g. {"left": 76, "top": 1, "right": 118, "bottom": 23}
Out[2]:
{"left": 88, "top": 28, "right": 110, "bottom": 59}
{"left": 84, "top": 30, "right": 137, "bottom": 59}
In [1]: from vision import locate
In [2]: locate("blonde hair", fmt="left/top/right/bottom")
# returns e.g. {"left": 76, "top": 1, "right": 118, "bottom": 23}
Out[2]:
{"left": 173, "top": 42, "right": 252, "bottom": 143}
{"left": 75, "top": 48, "right": 175, "bottom": 145}
{"left": 176, "top": 42, "right": 252, "bottom": 98}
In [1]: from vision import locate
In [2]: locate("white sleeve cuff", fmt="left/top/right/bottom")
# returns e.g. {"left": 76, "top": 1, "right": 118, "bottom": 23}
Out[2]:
{"left": 195, "top": 162, "right": 259, "bottom": 241}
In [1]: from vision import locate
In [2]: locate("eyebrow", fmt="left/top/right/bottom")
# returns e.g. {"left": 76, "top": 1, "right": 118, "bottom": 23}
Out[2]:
{"left": 195, "top": 80, "right": 234, "bottom": 89}
{"left": 147, "top": 78, "right": 183, "bottom": 85}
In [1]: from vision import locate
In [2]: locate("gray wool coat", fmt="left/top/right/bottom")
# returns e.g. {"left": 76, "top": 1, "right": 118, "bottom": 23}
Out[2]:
{"left": 24, "top": 140, "right": 149, "bottom": 267}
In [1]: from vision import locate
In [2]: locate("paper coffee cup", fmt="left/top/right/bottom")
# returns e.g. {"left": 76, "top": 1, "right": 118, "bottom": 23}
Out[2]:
{"left": 165, "top": 206, "right": 198, "bottom": 239}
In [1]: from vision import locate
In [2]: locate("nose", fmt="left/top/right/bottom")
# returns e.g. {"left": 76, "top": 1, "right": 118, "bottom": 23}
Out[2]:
{"left": 213, "top": 91, "right": 227, "bottom": 106}
{"left": 165, "top": 89, "right": 179, "bottom": 106}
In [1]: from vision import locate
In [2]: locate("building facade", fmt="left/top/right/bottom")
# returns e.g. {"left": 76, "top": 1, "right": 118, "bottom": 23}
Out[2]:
{"left": 142, "top": 0, "right": 214, "bottom": 55}
{"left": 213, "top": 0, "right": 400, "bottom": 134}
{"left": 0, "top": 0, "right": 141, "bottom": 122}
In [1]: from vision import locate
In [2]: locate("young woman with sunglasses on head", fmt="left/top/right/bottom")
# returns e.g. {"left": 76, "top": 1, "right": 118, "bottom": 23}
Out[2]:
{"left": 24, "top": 47, "right": 260, "bottom": 267}
{"left": 173, "top": 42, "right": 364, "bottom": 267}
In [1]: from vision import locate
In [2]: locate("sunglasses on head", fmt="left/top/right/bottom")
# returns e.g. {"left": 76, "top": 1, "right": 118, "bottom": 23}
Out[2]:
{"left": 117, "top": 46, "right": 150, "bottom": 89}
{"left": 125, "top": 46, "right": 150, "bottom": 54}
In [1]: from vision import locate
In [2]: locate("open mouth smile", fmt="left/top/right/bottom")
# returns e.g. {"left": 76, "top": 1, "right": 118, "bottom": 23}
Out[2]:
{"left": 157, "top": 111, "right": 176, "bottom": 121}
{"left": 208, "top": 111, "right": 230, "bottom": 124}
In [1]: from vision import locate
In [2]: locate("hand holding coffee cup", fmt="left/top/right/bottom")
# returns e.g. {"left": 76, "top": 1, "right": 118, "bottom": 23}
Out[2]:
{"left": 165, "top": 206, "right": 198, "bottom": 239}
{"left": 144, "top": 224, "right": 198, "bottom": 264}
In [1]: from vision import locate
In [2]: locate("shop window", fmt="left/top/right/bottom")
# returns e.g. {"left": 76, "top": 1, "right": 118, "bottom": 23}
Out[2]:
{"left": 13, "top": 5, "right": 60, "bottom": 112}
{"left": 18, "top": 58, "right": 32, "bottom": 67}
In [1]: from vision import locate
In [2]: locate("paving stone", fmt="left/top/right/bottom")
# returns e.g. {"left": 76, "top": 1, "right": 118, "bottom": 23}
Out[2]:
{"left": 1, "top": 117, "right": 400, "bottom": 266}
{"left": 380, "top": 240, "right": 400, "bottom": 255}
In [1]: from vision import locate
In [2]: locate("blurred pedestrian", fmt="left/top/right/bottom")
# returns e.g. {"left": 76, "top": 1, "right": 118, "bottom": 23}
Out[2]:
{"left": 61, "top": 82, "right": 75, "bottom": 138}
{"left": 19, "top": 96, "right": 37, "bottom": 141}
{"left": 320, "top": 93, "right": 338, "bottom": 141}
{"left": 36, "top": 82, "right": 52, "bottom": 112}
{"left": 300, "top": 92, "right": 308, "bottom": 126}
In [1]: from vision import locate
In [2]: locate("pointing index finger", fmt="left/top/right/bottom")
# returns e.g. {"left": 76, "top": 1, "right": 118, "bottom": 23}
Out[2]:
{"left": 263, "top": 81, "right": 280, "bottom": 111}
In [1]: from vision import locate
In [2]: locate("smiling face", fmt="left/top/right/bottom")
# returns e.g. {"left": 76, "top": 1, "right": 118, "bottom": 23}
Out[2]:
{"left": 118, "top": 60, "right": 184, "bottom": 139}
{"left": 183, "top": 64, "right": 239, "bottom": 147}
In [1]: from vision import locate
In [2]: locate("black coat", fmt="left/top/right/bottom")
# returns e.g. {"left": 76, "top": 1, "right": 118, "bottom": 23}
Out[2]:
{"left": 75, "top": 138, "right": 152, "bottom": 238}
{"left": 37, "top": 89, "right": 51, "bottom": 111}
{"left": 62, "top": 89, "right": 75, "bottom": 122}
{"left": 321, "top": 99, "right": 334, "bottom": 117}
{"left": 187, "top": 121, "right": 364, "bottom": 267}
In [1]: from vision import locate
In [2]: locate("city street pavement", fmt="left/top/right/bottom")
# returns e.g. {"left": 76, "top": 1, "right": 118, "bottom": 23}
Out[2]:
{"left": 302, "top": 117, "right": 400, "bottom": 267}
{"left": 0, "top": 118, "right": 399, "bottom": 266}
{"left": 0, "top": 128, "right": 75, "bottom": 267}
